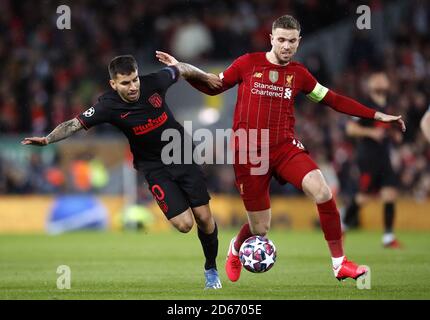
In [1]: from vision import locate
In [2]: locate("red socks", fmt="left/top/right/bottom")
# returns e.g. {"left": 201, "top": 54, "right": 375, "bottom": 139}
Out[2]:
{"left": 317, "top": 198, "right": 344, "bottom": 258}
{"left": 234, "top": 199, "right": 344, "bottom": 258}
{"left": 234, "top": 223, "right": 253, "bottom": 252}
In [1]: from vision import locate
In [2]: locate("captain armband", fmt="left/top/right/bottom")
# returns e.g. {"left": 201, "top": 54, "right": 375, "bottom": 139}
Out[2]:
{"left": 306, "top": 82, "right": 329, "bottom": 103}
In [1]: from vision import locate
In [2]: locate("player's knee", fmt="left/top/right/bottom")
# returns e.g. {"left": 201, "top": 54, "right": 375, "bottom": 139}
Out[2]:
{"left": 194, "top": 212, "right": 212, "bottom": 228}
{"left": 320, "top": 185, "right": 333, "bottom": 203}
{"left": 356, "top": 193, "right": 369, "bottom": 205}
{"left": 172, "top": 216, "right": 194, "bottom": 233}
{"left": 170, "top": 209, "right": 194, "bottom": 233}
{"left": 314, "top": 184, "right": 333, "bottom": 204}
{"left": 195, "top": 216, "right": 214, "bottom": 234}
{"left": 175, "top": 221, "right": 194, "bottom": 233}
{"left": 384, "top": 194, "right": 397, "bottom": 203}
{"left": 381, "top": 188, "right": 397, "bottom": 202}
{"left": 302, "top": 170, "right": 332, "bottom": 203}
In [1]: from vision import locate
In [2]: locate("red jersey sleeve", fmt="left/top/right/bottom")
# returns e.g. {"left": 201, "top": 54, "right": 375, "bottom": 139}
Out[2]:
{"left": 219, "top": 54, "right": 248, "bottom": 88}
{"left": 299, "top": 67, "right": 318, "bottom": 94}
{"left": 299, "top": 67, "right": 375, "bottom": 119}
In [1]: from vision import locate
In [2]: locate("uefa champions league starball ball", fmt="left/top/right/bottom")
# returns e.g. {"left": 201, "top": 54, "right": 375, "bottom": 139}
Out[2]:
{"left": 239, "top": 236, "right": 277, "bottom": 273}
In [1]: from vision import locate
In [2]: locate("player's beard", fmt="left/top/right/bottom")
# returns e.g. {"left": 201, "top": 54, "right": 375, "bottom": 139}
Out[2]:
{"left": 127, "top": 90, "right": 140, "bottom": 102}
{"left": 277, "top": 50, "right": 293, "bottom": 64}
{"left": 120, "top": 90, "right": 140, "bottom": 103}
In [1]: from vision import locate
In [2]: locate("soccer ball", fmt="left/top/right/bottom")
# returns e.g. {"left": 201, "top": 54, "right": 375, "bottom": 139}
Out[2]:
{"left": 239, "top": 236, "right": 277, "bottom": 273}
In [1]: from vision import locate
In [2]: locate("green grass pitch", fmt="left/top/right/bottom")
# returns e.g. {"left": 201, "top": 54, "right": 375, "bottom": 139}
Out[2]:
{"left": 1, "top": 229, "right": 429, "bottom": 300}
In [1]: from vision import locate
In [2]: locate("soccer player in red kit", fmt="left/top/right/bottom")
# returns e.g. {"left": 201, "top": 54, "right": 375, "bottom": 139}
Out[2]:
{"left": 156, "top": 15, "right": 406, "bottom": 282}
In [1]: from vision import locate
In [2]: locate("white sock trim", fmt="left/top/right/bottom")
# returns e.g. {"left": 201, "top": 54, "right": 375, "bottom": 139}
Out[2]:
{"left": 383, "top": 233, "right": 395, "bottom": 244}
{"left": 332, "top": 256, "right": 345, "bottom": 269}
{"left": 231, "top": 238, "right": 239, "bottom": 256}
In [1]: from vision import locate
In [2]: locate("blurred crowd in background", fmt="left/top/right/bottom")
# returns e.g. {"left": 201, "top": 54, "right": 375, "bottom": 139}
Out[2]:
{"left": 0, "top": 0, "right": 429, "bottom": 200}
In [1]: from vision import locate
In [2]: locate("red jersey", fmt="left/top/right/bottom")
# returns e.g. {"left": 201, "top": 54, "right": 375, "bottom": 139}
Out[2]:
{"left": 220, "top": 52, "right": 320, "bottom": 148}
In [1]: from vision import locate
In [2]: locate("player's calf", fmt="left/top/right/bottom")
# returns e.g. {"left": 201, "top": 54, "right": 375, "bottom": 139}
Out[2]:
{"left": 249, "top": 222, "right": 269, "bottom": 237}
{"left": 192, "top": 205, "right": 216, "bottom": 234}
{"left": 247, "top": 209, "right": 271, "bottom": 238}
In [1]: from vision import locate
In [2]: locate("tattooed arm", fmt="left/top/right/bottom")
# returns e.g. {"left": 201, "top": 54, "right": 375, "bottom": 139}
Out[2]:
{"left": 174, "top": 62, "right": 213, "bottom": 80}
{"left": 155, "top": 50, "right": 222, "bottom": 90}
{"left": 21, "top": 118, "right": 83, "bottom": 146}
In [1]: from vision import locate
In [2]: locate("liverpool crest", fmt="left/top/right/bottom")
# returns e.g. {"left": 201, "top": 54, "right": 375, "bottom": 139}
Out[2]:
{"left": 286, "top": 74, "right": 294, "bottom": 87}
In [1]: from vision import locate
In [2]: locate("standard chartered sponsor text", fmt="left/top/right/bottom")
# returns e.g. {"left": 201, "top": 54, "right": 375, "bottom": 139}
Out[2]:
{"left": 251, "top": 82, "right": 284, "bottom": 97}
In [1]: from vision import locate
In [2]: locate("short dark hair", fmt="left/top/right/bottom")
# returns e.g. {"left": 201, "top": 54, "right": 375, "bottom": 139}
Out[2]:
{"left": 108, "top": 55, "right": 138, "bottom": 79}
{"left": 272, "top": 15, "right": 301, "bottom": 33}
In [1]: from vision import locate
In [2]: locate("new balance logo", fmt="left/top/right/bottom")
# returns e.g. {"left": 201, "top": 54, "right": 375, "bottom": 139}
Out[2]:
{"left": 292, "top": 139, "right": 304, "bottom": 150}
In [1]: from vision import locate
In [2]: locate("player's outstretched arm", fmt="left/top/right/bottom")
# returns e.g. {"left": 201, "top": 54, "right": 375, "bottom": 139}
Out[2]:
{"left": 156, "top": 50, "right": 223, "bottom": 95}
{"left": 320, "top": 89, "right": 406, "bottom": 132}
{"left": 21, "top": 118, "right": 83, "bottom": 146}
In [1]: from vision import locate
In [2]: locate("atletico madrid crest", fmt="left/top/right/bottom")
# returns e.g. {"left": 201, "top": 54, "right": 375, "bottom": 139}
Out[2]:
{"left": 149, "top": 93, "right": 163, "bottom": 108}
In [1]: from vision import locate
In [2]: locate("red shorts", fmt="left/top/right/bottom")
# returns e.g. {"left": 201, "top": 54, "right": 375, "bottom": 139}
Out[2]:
{"left": 233, "top": 139, "right": 319, "bottom": 211}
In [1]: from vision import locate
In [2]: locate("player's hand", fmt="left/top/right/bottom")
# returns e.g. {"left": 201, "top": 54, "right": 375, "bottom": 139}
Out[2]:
{"left": 21, "top": 137, "right": 49, "bottom": 146}
{"left": 206, "top": 73, "right": 222, "bottom": 90}
{"left": 374, "top": 111, "right": 406, "bottom": 132}
{"left": 155, "top": 51, "right": 178, "bottom": 66}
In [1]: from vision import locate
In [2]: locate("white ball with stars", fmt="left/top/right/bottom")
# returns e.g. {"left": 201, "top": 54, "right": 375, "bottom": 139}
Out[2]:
{"left": 239, "top": 236, "right": 277, "bottom": 273}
